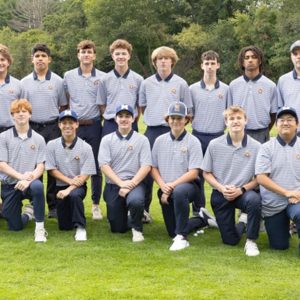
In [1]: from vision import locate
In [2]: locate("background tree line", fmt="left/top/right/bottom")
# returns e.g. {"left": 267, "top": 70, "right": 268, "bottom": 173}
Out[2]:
{"left": 0, "top": 0, "right": 299, "bottom": 84}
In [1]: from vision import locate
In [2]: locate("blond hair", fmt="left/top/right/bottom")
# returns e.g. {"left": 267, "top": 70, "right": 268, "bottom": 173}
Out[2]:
{"left": 151, "top": 46, "right": 179, "bottom": 68}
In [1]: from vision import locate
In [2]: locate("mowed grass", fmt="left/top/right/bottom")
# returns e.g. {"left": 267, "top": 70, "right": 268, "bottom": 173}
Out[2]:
{"left": 0, "top": 121, "right": 300, "bottom": 299}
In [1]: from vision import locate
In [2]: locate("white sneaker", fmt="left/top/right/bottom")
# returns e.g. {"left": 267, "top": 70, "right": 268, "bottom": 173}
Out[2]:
{"left": 24, "top": 204, "right": 34, "bottom": 221}
{"left": 169, "top": 235, "right": 190, "bottom": 251}
{"left": 34, "top": 228, "right": 47, "bottom": 243}
{"left": 92, "top": 206, "right": 103, "bottom": 220}
{"left": 238, "top": 212, "right": 248, "bottom": 225}
{"left": 132, "top": 228, "right": 144, "bottom": 242}
{"left": 199, "top": 207, "right": 218, "bottom": 228}
{"left": 75, "top": 227, "right": 87, "bottom": 241}
{"left": 244, "top": 239, "right": 260, "bottom": 256}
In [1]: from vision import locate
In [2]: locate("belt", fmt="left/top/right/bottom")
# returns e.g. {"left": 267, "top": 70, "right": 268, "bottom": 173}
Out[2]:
{"left": 78, "top": 117, "right": 100, "bottom": 126}
{"left": 30, "top": 118, "right": 58, "bottom": 126}
{"left": 245, "top": 127, "right": 268, "bottom": 133}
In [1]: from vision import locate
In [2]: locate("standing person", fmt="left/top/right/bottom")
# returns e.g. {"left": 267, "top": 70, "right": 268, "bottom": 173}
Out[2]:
{"left": 0, "top": 44, "right": 22, "bottom": 133}
{"left": 97, "top": 39, "right": 143, "bottom": 136}
{"left": 139, "top": 46, "right": 193, "bottom": 221}
{"left": 0, "top": 99, "right": 47, "bottom": 242}
{"left": 277, "top": 40, "right": 300, "bottom": 136}
{"left": 64, "top": 40, "right": 106, "bottom": 221}
{"left": 202, "top": 106, "right": 261, "bottom": 256}
{"left": 228, "top": 45, "right": 277, "bottom": 143}
{"left": 190, "top": 50, "right": 228, "bottom": 214}
{"left": 98, "top": 105, "right": 151, "bottom": 242}
{"left": 21, "top": 43, "right": 68, "bottom": 219}
{"left": 46, "top": 110, "right": 96, "bottom": 241}
{"left": 151, "top": 102, "right": 216, "bottom": 251}
{"left": 256, "top": 106, "right": 300, "bottom": 255}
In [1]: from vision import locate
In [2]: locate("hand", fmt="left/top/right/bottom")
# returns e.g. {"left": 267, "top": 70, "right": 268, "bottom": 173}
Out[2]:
{"left": 119, "top": 187, "right": 130, "bottom": 198}
{"left": 288, "top": 197, "right": 300, "bottom": 204}
{"left": 286, "top": 190, "right": 300, "bottom": 200}
{"left": 160, "top": 193, "right": 169, "bottom": 205}
{"left": 222, "top": 185, "right": 242, "bottom": 201}
{"left": 160, "top": 182, "right": 174, "bottom": 195}
{"left": 14, "top": 180, "right": 30, "bottom": 191}
{"left": 20, "top": 172, "right": 34, "bottom": 181}
{"left": 70, "top": 176, "right": 85, "bottom": 187}
{"left": 57, "top": 188, "right": 71, "bottom": 199}
{"left": 120, "top": 180, "right": 136, "bottom": 190}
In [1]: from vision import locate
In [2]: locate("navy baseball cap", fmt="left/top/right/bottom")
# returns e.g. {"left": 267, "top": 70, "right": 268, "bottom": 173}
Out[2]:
{"left": 290, "top": 40, "right": 300, "bottom": 53}
{"left": 167, "top": 102, "right": 188, "bottom": 118}
{"left": 115, "top": 104, "right": 134, "bottom": 117}
{"left": 59, "top": 110, "right": 78, "bottom": 121}
{"left": 276, "top": 106, "right": 298, "bottom": 122}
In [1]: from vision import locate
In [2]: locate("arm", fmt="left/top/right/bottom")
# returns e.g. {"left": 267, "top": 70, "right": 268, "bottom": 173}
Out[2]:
{"left": 269, "top": 113, "right": 276, "bottom": 130}
{"left": 101, "top": 164, "right": 134, "bottom": 189}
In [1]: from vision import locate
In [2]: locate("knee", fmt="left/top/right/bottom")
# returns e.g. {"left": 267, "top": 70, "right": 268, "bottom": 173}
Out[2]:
{"left": 30, "top": 180, "right": 44, "bottom": 194}
{"left": 246, "top": 192, "right": 261, "bottom": 210}
{"left": 69, "top": 190, "right": 84, "bottom": 203}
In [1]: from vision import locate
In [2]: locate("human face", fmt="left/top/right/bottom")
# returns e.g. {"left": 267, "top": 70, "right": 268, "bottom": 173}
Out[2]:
{"left": 0, "top": 54, "right": 10, "bottom": 75}
{"left": 168, "top": 115, "right": 186, "bottom": 134}
{"left": 242, "top": 50, "right": 260, "bottom": 73}
{"left": 12, "top": 108, "right": 31, "bottom": 127}
{"left": 201, "top": 59, "right": 220, "bottom": 76}
{"left": 32, "top": 51, "right": 51, "bottom": 73}
{"left": 115, "top": 112, "right": 134, "bottom": 133}
{"left": 225, "top": 112, "right": 247, "bottom": 134}
{"left": 77, "top": 48, "right": 96, "bottom": 66}
{"left": 155, "top": 56, "right": 173, "bottom": 74}
{"left": 59, "top": 118, "right": 79, "bottom": 139}
{"left": 291, "top": 49, "right": 300, "bottom": 71}
{"left": 276, "top": 114, "right": 298, "bottom": 139}
{"left": 111, "top": 48, "right": 130, "bottom": 69}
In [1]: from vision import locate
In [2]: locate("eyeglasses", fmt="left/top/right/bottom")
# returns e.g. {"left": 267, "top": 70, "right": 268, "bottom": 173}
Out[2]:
{"left": 277, "top": 118, "right": 296, "bottom": 124}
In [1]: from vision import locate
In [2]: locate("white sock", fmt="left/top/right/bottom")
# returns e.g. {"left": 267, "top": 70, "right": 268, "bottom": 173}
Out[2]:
{"left": 35, "top": 222, "right": 44, "bottom": 230}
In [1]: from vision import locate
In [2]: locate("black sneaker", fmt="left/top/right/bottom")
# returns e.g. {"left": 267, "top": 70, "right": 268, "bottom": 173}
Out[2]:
{"left": 199, "top": 207, "right": 218, "bottom": 228}
{"left": 48, "top": 208, "right": 57, "bottom": 219}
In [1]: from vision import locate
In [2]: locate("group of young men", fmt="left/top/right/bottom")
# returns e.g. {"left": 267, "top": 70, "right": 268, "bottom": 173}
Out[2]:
{"left": 1, "top": 38, "right": 300, "bottom": 257}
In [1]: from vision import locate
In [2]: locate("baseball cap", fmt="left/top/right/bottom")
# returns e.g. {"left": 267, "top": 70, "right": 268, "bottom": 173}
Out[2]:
{"left": 166, "top": 102, "right": 188, "bottom": 118}
{"left": 115, "top": 104, "right": 134, "bottom": 117}
{"left": 59, "top": 110, "right": 78, "bottom": 121}
{"left": 290, "top": 40, "right": 300, "bottom": 53}
{"left": 276, "top": 106, "right": 298, "bottom": 122}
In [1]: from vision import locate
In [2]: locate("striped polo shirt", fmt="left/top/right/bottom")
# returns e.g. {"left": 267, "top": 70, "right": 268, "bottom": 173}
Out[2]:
{"left": 46, "top": 136, "right": 96, "bottom": 186}
{"left": 190, "top": 79, "right": 228, "bottom": 133}
{"left": 201, "top": 133, "right": 261, "bottom": 187}
{"left": 21, "top": 70, "right": 67, "bottom": 123}
{"left": 64, "top": 67, "right": 106, "bottom": 120}
{"left": 96, "top": 69, "right": 143, "bottom": 119}
{"left": 0, "top": 127, "right": 46, "bottom": 185}
{"left": 139, "top": 73, "right": 192, "bottom": 126}
{"left": 228, "top": 74, "right": 278, "bottom": 130}
{"left": 152, "top": 130, "right": 203, "bottom": 183}
{"left": 255, "top": 135, "right": 300, "bottom": 217}
{"left": 0, "top": 74, "right": 22, "bottom": 127}
{"left": 277, "top": 70, "right": 300, "bottom": 130}
{"left": 98, "top": 130, "right": 152, "bottom": 184}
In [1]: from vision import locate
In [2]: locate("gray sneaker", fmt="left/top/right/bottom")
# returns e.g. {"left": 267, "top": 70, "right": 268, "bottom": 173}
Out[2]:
{"left": 24, "top": 204, "right": 34, "bottom": 221}
{"left": 199, "top": 207, "right": 218, "bottom": 228}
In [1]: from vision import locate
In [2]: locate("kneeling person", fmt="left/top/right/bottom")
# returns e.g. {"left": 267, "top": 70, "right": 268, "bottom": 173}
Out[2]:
{"left": 0, "top": 99, "right": 47, "bottom": 242}
{"left": 99, "top": 105, "right": 151, "bottom": 242}
{"left": 46, "top": 110, "right": 96, "bottom": 241}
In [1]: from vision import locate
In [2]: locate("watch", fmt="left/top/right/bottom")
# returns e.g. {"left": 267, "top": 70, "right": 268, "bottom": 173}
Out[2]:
{"left": 241, "top": 186, "right": 247, "bottom": 194}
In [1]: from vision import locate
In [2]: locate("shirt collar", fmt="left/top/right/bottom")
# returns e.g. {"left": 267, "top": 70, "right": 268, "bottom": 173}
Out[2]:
{"left": 113, "top": 68, "right": 130, "bottom": 79}
{"left": 155, "top": 72, "right": 173, "bottom": 82}
{"left": 116, "top": 129, "right": 134, "bottom": 140}
{"left": 61, "top": 136, "right": 78, "bottom": 149}
{"left": 243, "top": 73, "right": 262, "bottom": 82}
{"left": 78, "top": 67, "right": 96, "bottom": 77}
{"left": 226, "top": 133, "right": 247, "bottom": 147}
{"left": 200, "top": 79, "right": 220, "bottom": 89}
{"left": 170, "top": 129, "right": 187, "bottom": 141}
{"left": 13, "top": 127, "right": 32, "bottom": 138}
{"left": 292, "top": 69, "right": 299, "bottom": 79}
{"left": 5, "top": 74, "right": 10, "bottom": 83}
{"left": 276, "top": 134, "right": 297, "bottom": 147}
{"left": 33, "top": 70, "right": 51, "bottom": 80}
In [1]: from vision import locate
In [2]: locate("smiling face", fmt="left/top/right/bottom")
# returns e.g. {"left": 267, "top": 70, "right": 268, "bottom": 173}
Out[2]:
{"left": 77, "top": 48, "right": 96, "bottom": 67}
{"left": 32, "top": 51, "right": 51, "bottom": 73}
{"left": 291, "top": 48, "right": 300, "bottom": 72}
{"left": 111, "top": 48, "right": 130, "bottom": 69}
{"left": 167, "top": 115, "right": 186, "bottom": 135}
{"left": 225, "top": 112, "right": 247, "bottom": 134}
{"left": 12, "top": 108, "right": 31, "bottom": 127}
{"left": 115, "top": 111, "right": 134, "bottom": 133}
{"left": 276, "top": 113, "right": 298, "bottom": 139}
{"left": 0, "top": 53, "right": 10, "bottom": 75}
{"left": 59, "top": 118, "right": 79, "bottom": 140}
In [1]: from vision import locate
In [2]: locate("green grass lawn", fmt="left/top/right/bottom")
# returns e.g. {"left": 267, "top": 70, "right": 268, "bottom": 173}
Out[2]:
{"left": 1, "top": 122, "right": 299, "bottom": 299}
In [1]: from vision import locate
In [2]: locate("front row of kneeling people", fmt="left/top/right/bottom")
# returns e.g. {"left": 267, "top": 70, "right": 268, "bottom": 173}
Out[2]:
{"left": 0, "top": 99, "right": 299, "bottom": 258}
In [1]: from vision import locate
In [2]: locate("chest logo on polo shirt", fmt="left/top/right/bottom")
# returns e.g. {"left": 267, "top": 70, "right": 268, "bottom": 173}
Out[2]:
{"left": 296, "top": 154, "right": 300, "bottom": 159}
{"left": 257, "top": 88, "right": 263, "bottom": 94}
{"left": 171, "top": 88, "right": 177, "bottom": 94}
{"left": 75, "top": 155, "right": 80, "bottom": 160}
{"left": 31, "top": 144, "right": 36, "bottom": 150}
{"left": 48, "top": 84, "right": 53, "bottom": 90}
{"left": 128, "top": 84, "right": 136, "bottom": 89}
{"left": 7, "top": 88, "right": 14, "bottom": 94}
{"left": 218, "top": 93, "right": 224, "bottom": 100}
{"left": 244, "top": 151, "right": 251, "bottom": 157}
{"left": 128, "top": 145, "right": 133, "bottom": 151}
{"left": 181, "top": 147, "right": 187, "bottom": 153}
{"left": 94, "top": 80, "right": 100, "bottom": 86}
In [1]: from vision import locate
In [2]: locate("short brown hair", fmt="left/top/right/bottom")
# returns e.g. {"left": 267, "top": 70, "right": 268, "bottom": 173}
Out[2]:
{"left": 11, "top": 99, "right": 32, "bottom": 115}
{"left": 109, "top": 39, "right": 132, "bottom": 55}
{"left": 77, "top": 40, "right": 96, "bottom": 53}
{"left": 201, "top": 50, "right": 219, "bottom": 63}
{"left": 223, "top": 105, "right": 247, "bottom": 121}
{"left": 151, "top": 46, "right": 179, "bottom": 68}
{"left": 238, "top": 45, "right": 263, "bottom": 72}
{"left": 0, "top": 44, "right": 13, "bottom": 66}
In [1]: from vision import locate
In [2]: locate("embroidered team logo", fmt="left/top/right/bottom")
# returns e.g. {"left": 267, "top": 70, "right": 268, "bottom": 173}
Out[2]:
{"left": 296, "top": 154, "right": 300, "bottom": 159}
{"left": 31, "top": 144, "right": 36, "bottom": 150}
{"left": 218, "top": 93, "right": 224, "bottom": 100}
{"left": 75, "top": 156, "right": 80, "bottom": 160}
{"left": 244, "top": 151, "right": 251, "bottom": 157}
{"left": 171, "top": 88, "right": 177, "bottom": 94}
{"left": 128, "top": 145, "right": 133, "bottom": 151}
{"left": 94, "top": 80, "right": 100, "bottom": 86}
{"left": 8, "top": 88, "right": 14, "bottom": 94}
{"left": 181, "top": 147, "right": 187, "bottom": 153}
{"left": 128, "top": 84, "right": 135, "bottom": 89}
{"left": 257, "top": 88, "right": 263, "bottom": 94}
{"left": 48, "top": 85, "right": 53, "bottom": 90}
